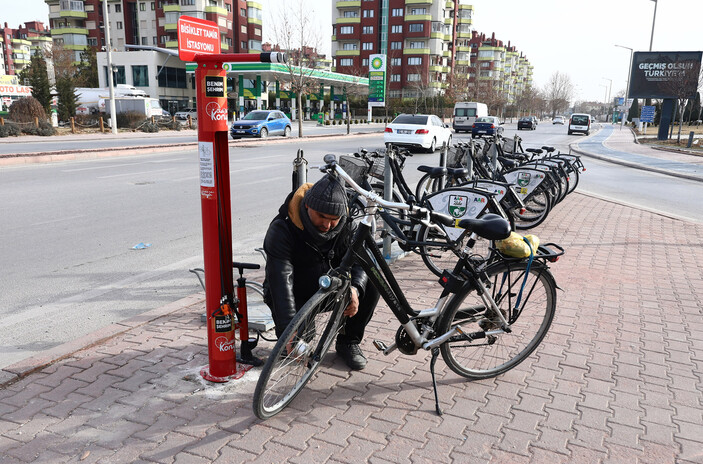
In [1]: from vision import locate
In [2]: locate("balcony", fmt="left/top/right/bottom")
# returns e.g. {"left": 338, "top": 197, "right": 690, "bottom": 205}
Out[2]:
{"left": 164, "top": 23, "right": 178, "bottom": 31}
{"left": 405, "top": 14, "right": 432, "bottom": 21}
{"left": 457, "top": 17, "right": 472, "bottom": 25}
{"left": 60, "top": 10, "right": 87, "bottom": 18}
{"left": 336, "top": 17, "right": 361, "bottom": 24}
{"left": 429, "top": 65, "right": 448, "bottom": 73}
{"left": 455, "top": 59, "right": 470, "bottom": 65}
{"left": 445, "top": 1, "right": 455, "bottom": 7}
{"left": 405, "top": 0, "right": 432, "bottom": 4}
{"left": 163, "top": 4, "right": 180, "bottom": 11}
{"left": 403, "top": 48, "right": 430, "bottom": 55}
{"left": 51, "top": 27, "right": 89, "bottom": 35}
{"left": 205, "top": 5, "right": 227, "bottom": 14}
{"left": 165, "top": 40, "right": 178, "bottom": 48}
{"left": 336, "top": 0, "right": 361, "bottom": 7}
{"left": 336, "top": 49, "right": 360, "bottom": 56}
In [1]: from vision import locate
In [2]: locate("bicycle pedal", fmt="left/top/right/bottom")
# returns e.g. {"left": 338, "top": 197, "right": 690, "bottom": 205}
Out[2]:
{"left": 373, "top": 340, "right": 388, "bottom": 351}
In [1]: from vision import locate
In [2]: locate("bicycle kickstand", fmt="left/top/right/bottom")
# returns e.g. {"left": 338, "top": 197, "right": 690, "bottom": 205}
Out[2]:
{"left": 430, "top": 347, "right": 443, "bottom": 416}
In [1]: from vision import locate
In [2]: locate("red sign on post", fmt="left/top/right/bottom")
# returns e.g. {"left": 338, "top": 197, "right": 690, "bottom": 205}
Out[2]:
{"left": 177, "top": 16, "right": 221, "bottom": 62}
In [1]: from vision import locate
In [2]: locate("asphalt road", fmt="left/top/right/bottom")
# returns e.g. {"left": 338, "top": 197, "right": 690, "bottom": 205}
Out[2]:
{"left": 2, "top": 122, "right": 701, "bottom": 369}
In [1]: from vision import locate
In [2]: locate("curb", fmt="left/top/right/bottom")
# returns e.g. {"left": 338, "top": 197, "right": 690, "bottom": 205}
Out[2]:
{"left": 0, "top": 130, "right": 384, "bottom": 167}
{"left": 569, "top": 144, "right": 703, "bottom": 184}
{"left": 0, "top": 293, "right": 206, "bottom": 389}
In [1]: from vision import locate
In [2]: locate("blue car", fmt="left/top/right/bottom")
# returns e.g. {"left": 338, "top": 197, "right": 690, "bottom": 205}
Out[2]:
{"left": 230, "top": 110, "right": 292, "bottom": 139}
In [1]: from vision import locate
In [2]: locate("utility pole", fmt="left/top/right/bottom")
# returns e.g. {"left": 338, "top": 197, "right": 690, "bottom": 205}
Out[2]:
{"left": 649, "top": 0, "right": 658, "bottom": 51}
{"left": 102, "top": 0, "right": 117, "bottom": 134}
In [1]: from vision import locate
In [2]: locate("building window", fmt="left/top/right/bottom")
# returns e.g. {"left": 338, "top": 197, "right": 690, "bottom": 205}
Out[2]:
{"left": 390, "top": 74, "right": 400, "bottom": 82}
{"left": 158, "top": 66, "right": 187, "bottom": 88}
{"left": 362, "top": 9, "right": 374, "bottom": 18}
{"left": 105, "top": 65, "right": 126, "bottom": 85}
{"left": 241, "top": 8, "right": 246, "bottom": 16}
{"left": 241, "top": 25, "right": 247, "bottom": 33}
{"left": 391, "top": 8, "right": 402, "bottom": 16}
{"left": 362, "top": 58, "right": 369, "bottom": 66}
{"left": 141, "top": 37, "right": 148, "bottom": 45}
{"left": 407, "top": 74, "right": 420, "bottom": 82}
{"left": 408, "top": 57, "right": 422, "bottom": 65}
{"left": 139, "top": 3, "right": 146, "bottom": 11}
{"left": 409, "top": 41, "right": 425, "bottom": 49}
{"left": 152, "top": 36, "right": 157, "bottom": 44}
{"left": 151, "top": 2, "right": 155, "bottom": 10}
{"left": 241, "top": 41, "right": 247, "bottom": 49}
{"left": 115, "top": 3, "right": 122, "bottom": 12}
{"left": 340, "top": 26, "right": 353, "bottom": 34}
{"left": 116, "top": 21, "right": 123, "bottom": 29}
{"left": 362, "top": 42, "right": 373, "bottom": 50}
{"left": 181, "top": 0, "right": 194, "bottom": 4}
{"left": 342, "top": 42, "right": 358, "bottom": 50}
{"left": 226, "top": 3, "right": 230, "bottom": 11}
{"left": 391, "top": 57, "right": 401, "bottom": 66}
{"left": 339, "top": 58, "right": 353, "bottom": 66}
{"left": 390, "top": 41, "right": 402, "bottom": 50}
{"left": 343, "top": 10, "right": 358, "bottom": 18}
{"left": 408, "top": 23, "right": 423, "bottom": 32}
{"left": 249, "top": 39, "right": 261, "bottom": 50}
{"left": 409, "top": 8, "right": 426, "bottom": 15}
{"left": 391, "top": 25, "right": 402, "bottom": 34}
{"left": 88, "top": 37, "right": 98, "bottom": 46}
{"left": 254, "top": 28, "right": 261, "bottom": 36}
{"left": 160, "top": 35, "right": 168, "bottom": 43}
{"left": 362, "top": 26, "right": 373, "bottom": 34}
{"left": 132, "top": 65, "right": 149, "bottom": 86}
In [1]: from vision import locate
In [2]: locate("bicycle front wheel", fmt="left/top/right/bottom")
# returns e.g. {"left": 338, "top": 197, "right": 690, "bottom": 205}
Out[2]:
{"left": 253, "top": 287, "right": 347, "bottom": 420}
{"left": 437, "top": 261, "right": 556, "bottom": 379}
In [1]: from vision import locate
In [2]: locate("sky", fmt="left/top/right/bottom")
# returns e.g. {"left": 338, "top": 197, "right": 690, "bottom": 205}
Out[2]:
{"left": 5, "top": 0, "right": 702, "bottom": 103}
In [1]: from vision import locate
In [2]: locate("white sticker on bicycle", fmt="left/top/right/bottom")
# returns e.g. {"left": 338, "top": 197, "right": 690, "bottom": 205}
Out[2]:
{"left": 503, "top": 169, "right": 546, "bottom": 199}
{"left": 471, "top": 182, "right": 507, "bottom": 202}
{"left": 427, "top": 189, "right": 488, "bottom": 241}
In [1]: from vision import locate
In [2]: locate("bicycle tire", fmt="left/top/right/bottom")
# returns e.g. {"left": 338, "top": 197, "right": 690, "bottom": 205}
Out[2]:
{"left": 252, "top": 286, "right": 347, "bottom": 420}
{"left": 417, "top": 224, "right": 463, "bottom": 278}
{"left": 437, "top": 261, "right": 556, "bottom": 379}
{"left": 512, "top": 187, "right": 552, "bottom": 230}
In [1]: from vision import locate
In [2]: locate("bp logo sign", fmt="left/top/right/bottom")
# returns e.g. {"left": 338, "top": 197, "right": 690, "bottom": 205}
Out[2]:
{"left": 371, "top": 57, "right": 384, "bottom": 70}
{"left": 448, "top": 195, "right": 468, "bottom": 218}
{"left": 517, "top": 172, "right": 531, "bottom": 187}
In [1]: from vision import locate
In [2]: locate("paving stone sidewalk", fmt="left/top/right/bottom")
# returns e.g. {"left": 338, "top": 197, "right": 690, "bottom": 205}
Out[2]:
{"left": 1, "top": 191, "right": 702, "bottom": 463}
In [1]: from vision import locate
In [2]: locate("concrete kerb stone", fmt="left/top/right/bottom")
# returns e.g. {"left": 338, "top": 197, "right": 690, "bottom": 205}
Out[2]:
{"left": 0, "top": 293, "right": 206, "bottom": 389}
{"left": 0, "top": 130, "right": 385, "bottom": 167}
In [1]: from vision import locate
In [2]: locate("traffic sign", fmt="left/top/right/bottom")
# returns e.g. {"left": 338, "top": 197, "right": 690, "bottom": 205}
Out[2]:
{"left": 640, "top": 105, "right": 655, "bottom": 123}
{"left": 177, "top": 16, "right": 220, "bottom": 62}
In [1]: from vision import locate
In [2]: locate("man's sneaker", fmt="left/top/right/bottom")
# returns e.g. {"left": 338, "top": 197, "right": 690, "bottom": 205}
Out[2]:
{"left": 335, "top": 342, "right": 367, "bottom": 371}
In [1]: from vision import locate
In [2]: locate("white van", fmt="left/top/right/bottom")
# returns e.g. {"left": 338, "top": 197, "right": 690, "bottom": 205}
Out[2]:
{"left": 453, "top": 102, "right": 488, "bottom": 132}
{"left": 568, "top": 113, "right": 592, "bottom": 135}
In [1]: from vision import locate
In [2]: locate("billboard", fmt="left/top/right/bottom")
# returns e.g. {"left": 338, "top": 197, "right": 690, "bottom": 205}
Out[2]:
{"left": 629, "top": 51, "right": 702, "bottom": 99}
{"left": 368, "top": 54, "right": 386, "bottom": 107}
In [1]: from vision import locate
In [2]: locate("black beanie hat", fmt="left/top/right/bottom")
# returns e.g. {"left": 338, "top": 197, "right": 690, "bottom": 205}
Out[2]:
{"left": 304, "top": 174, "right": 348, "bottom": 217}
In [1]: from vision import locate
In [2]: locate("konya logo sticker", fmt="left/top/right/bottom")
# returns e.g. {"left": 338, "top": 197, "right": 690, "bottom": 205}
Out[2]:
{"left": 448, "top": 195, "right": 468, "bottom": 218}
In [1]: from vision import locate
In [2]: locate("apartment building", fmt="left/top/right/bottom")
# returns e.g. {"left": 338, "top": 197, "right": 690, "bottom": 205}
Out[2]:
{"left": 331, "top": 0, "right": 472, "bottom": 98}
{"left": 468, "top": 31, "right": 533, "bottom": 105}
{"left": 1, "top": 22, "right": 49, "bottom": 77}
{"left": 45, "top": 0, "right": 261, "bottom": 57}
{"left": 42, "top": 0, "right": 263, "bottom": 111}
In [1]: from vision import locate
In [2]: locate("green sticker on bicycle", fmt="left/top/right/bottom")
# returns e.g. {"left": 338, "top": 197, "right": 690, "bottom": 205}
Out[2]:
{"left": 448, "top": 195, "right": 468, "bottom": 218}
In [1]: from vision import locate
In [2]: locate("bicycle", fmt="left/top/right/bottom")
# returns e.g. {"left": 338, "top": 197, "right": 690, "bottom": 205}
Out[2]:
{"left": 252, "top": 154, "right": 563, "bottom": 420}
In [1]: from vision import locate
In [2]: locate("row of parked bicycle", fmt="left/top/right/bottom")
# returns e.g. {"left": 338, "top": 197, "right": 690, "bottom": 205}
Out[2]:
{"left": 339, "top": 134, "right": 585, "bottom": 276}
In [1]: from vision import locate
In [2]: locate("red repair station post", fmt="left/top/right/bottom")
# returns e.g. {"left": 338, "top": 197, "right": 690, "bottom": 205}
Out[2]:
{"left": 178, "top": 15, "right": 285, "bottom": 382}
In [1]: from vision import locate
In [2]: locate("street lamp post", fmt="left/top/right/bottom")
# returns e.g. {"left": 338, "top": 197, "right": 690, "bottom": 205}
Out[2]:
{"left": 102, "top": 0, "right": 117, "bottom": 134}
{"left": 649, "top": 0, "right": 658, "bottom": 51}
{"left": 615, "top": 44, "right": 634, "bottom": 126}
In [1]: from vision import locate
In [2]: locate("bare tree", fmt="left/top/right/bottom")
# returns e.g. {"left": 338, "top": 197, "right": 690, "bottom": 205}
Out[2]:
{"left": 514, "top": 85, "right": 541, "bottom": 118}
{"left": 268, "top": 0, "right": 323, "bottom": 137}
{"left": 661, "top": 66, "right": 703, "bottom": 142}
{"left": 544, "top": 71, "right": 574, "bottom": 117}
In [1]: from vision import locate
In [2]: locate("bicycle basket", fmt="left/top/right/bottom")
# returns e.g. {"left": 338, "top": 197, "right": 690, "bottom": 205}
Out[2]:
{"left": 369, "top": 156, "right": 386, "bottom": 180}
{"left": 338, "top": 155, "right": 369, "bottom": 186}
{"left": 446, "top": 147, "right": 465, "bottom": 168}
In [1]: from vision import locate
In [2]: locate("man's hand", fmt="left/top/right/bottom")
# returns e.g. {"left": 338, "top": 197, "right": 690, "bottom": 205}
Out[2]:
{"left": 343, "top": 286, "right": 359, "bottom": 317}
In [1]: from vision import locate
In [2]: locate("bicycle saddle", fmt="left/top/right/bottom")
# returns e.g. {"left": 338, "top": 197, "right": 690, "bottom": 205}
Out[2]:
{"left": 525, "top": 148, "right": 543, "bottom": 155}
{"left": 456, "top": 213, "right": 511, "bottom": 241}
{"left": 417, "top": 165, "right": 448, "bottom": 177}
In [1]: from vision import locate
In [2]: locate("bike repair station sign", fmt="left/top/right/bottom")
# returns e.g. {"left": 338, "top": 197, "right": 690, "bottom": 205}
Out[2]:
{"left": 177, "top": 16, "right": 221, "bottom": 62}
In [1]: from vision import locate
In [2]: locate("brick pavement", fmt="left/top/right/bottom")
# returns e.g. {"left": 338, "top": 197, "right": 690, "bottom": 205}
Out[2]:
{"left": 1, "top": 190, "right": 702, "bottom": 463}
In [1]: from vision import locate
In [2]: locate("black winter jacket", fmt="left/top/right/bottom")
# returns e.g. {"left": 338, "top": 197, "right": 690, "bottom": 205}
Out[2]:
{"left": 263, "top": 183, "right": 368, "bottom": 334}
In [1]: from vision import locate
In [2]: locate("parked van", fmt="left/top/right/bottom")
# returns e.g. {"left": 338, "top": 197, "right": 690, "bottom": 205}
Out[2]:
{"left": 453, "top": 102, "right": 488, "bottom": 132}
{"left": 568, "top": 113, "right": 592, "bottom": 135}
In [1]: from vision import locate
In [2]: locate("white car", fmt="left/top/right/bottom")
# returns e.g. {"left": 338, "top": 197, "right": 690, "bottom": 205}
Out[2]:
{"left": 175, "top": 109, "right": 197, "bottom": 121}
{"left": 384, "top": 113, "right": 452, "bottom": 152}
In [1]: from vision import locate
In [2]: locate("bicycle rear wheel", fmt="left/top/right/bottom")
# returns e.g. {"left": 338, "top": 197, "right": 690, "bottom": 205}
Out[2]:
{"left": 253, "top": 287, "right": 347, "bottom": 420}
{"left": 512, "top": 187, "right": 552, "bottom": 230}
{"left": 437, "top": 261, "right": 556, "bottom": 379}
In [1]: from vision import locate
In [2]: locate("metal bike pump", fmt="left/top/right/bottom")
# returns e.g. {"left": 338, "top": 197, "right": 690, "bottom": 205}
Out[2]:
{"left": 383, "top": 144, "right": 394, "bottom": 260}
{"left": 292, "top": 148, "right": 308, "bottom": 190}
{"left": 438, "top": 144, "right": 447, "bottom": 190}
